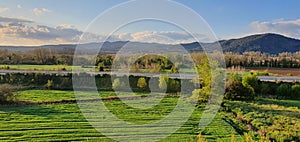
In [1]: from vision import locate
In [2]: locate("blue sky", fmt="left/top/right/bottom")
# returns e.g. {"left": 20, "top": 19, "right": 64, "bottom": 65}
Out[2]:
{"left": 1, "top": 0, "right": 300, "bottom": 45}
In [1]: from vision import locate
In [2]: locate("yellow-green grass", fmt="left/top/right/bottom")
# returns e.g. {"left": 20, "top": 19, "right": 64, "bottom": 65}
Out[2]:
{"left": 224, "top": 98, "right": 300, "bottom": 141}
{"left": 0, "top": 64, "right": 94, "bottom": 71}
{"left": 0, "top": 90, "right": 244, "bottom": 141}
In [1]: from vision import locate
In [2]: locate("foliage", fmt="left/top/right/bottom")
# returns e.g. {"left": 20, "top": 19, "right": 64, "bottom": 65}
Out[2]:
{"left": 191, "top": 87, "right": 210, "bottom": 103}
{"left": 0, "top": 84, "right": 15, "bottom": 104}
{"left": 242, "top": 73, "right": 259, "bottom": 93}
{"left": 137, "top": 77, "right": 147, "bottom": 91}
{"left": 224, "top": 99, "right": 300, "bottom": 142}
{"left": 259, "top": 82, "right": 270, "bottom": 95}
{"left": 97, "top": 62, "right": 104, "bottom": 71}
{"left": 3, "top": 47, "right": 300, "bottom": 69}
{"left": 45, "top": 80, "right": 53, "bottom": 89}
{"left": 159, "top": 74, "right": 168, "bottom": 90}
{"left": 170, "top": 65, "right": 179, "bottom": 73}
{"left": 276, "top": 84, "right": 291, "bottom": 98}
{"left": 158, "top": 74, "right": 180, "bottom": 92}
{"left": 291, "top": 84, "right": 300, "bottom": 99}
{"left": 191, "top": 57, "right": 212, "bottom": 103}
{"left": 112, "top": 78, "right": 124, "bottom": 90}
{"left": 225, "top": 73, "right": 255, "bottom": 100}
{"left": 225, "top": 78, "right": 254, "bottom": 100}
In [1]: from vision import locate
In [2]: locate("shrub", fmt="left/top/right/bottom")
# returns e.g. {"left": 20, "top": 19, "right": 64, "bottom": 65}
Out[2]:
{"left": 260, "top": 82, "right": 270, "bottom": 94}
{"left": 137, "top": 77, "right": 147, "bottom": 91}
{"left": 112, "top": 78, "right": 124, "bottom": 90}
{"left": 45, "top": 80, "right": 53, "bottom": 89}
{"left": 242, "top": 73, "right": 259, "bottom": 93}
{"left": 276, "top": 84, "right": 290, "bottom": 98}
{"left": 168, "top": 79, "right": 180, "bottom": 92}
{"left": 225, "top": 79, "right": 254, "bottom": 100}
{"left": 159, "top": 75, "right": 168, "bottom": 90}
{"left": 170, "top": 65, "right": 179, "bottom": 73}
{"left": 191, "top": 86, "right": 210, "bottom": 103}
{"left": 291, "top": 84, "right": 300, "bottom": 99}
{"left": 158, "top": 74, "right": 180, "bottom": 93}
{"left": 60, "top": 78, "right": 72, "bottom": 89}
{"left": 0, "top": 84, "right": 15, "bottom": 104}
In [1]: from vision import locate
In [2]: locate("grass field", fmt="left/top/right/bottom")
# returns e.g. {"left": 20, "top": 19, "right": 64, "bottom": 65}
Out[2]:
{"left": 2, "top": 90, "right": 300, "bottom": 141}
{"left": 0, "top": 90, "right": 244, "bottom": 141}
{"left": 223, "top": 98, "right": 300, "bottom": 141}
{"left": 0, "top": 64, "right": 93, "bottom": 71}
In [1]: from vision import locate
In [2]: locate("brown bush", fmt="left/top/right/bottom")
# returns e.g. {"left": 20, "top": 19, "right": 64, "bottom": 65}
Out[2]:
{"left": 0, "top": 84, "right": 16, "bottom": 104}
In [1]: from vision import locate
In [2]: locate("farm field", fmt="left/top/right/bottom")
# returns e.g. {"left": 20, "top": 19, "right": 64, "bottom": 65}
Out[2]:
{"left": 246, "top": 68, "right": 300, "bottom": 76}
{"left": 0, "top": 65, "right": 93, "bottom": 71}
{"left": 223, "top": 98, "right": 300, "bottom": 141}
{"left": 1, "top": 89, "right": 300, "bottom": 141}
{"left": 0, "top": 90, "right": 244, "bottom": 141}
{"left": 1, "top": 64, "right": 300, "bottom": 79}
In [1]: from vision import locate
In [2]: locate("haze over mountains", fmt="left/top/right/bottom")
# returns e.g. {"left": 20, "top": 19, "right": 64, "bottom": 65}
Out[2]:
{"left": 1, "top": 33, "right": 300, "bottom": 54}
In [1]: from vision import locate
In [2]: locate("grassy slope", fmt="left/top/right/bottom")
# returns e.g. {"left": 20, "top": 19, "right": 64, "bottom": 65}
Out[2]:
{"left": 0, "top": 90, "right": 243, "bottom": 141}
{"left": 224, "top": 98, "right": 300, "bottom": 141}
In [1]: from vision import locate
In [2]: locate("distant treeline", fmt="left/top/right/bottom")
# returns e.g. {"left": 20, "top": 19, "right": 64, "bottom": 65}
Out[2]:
{"left": 2, "top": 49, "right": 300, "bottom": 69}
{"left": 225, "top": 52, "right": 300, "bottom": 68}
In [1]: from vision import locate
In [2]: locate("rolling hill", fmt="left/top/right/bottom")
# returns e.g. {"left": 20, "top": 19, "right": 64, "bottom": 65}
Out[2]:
{"left": 219, "top": 33, "right": 300, "bottom": 54}
{"left": 1, "top": 33, "right": 300, "bottom": 54}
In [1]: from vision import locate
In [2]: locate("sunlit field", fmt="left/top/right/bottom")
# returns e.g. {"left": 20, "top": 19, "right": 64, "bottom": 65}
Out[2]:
{"left": 0, "top": 65, "right": 92, "bottom": 71}
{"left": 0, "top": 90, "right": 246, "bottom": 141}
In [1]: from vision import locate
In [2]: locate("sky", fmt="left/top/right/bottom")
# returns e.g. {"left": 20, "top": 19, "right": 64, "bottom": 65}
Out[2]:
{"left": 1, "top": 0, "right": 300, "bottom": 45}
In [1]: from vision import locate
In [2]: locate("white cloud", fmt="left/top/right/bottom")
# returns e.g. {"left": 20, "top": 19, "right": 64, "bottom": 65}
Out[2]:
{"left": 251, "top": 19, "right": 300, "bottom": 39}
{"left": 0, "top": 8, "right": 9, "bottom": 13}
{"left": 33, "top": 8, "right": 51, "bottom": 16}
{"left": 17, "top": 5, "right": 22, "bottom": 9}
{"left": 0, "top": 17, "right": 110, "bottom": 45}
{"left": 0, "top": 17, "right": 210, "bottom": 45}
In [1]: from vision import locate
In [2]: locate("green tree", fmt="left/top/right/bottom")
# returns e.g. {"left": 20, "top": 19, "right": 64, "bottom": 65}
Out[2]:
{"left": 168, "top": 79, "right": 180, "bottom": 92}
{"left": 291, "top": 84, "right": 300, "bottom": 99}
{"left": 137, "top": 77, "right": 147, "bottom": 91}
{"left": 242, "top": 73, "right": 259, "bottom": 93}
{"left": 190, "top": 57, "right": 213, "bottom": 103}
{"left": 260, "top": 82, "right": 270, "bottom": 94}
{"left": 159, "top": 74, "right": 168, "bottom": 90}
{"left": 225, "top": 78, "right": 254, "bottom": 100}
{"left": 276, "top": 84, "right": 290, "bottom": 98}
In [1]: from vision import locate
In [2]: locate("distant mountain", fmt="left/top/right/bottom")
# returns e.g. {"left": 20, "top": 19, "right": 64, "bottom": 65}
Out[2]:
{"left": 1, "top": 33, "right": 300, "bottom": 54}
{"left": 219, "top": 33, "right": 300, "bottom": 54}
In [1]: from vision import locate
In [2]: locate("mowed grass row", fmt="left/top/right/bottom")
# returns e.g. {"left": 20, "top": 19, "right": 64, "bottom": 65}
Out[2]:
{"left": 0, "top": 90, "right": 242, "bottom": 141}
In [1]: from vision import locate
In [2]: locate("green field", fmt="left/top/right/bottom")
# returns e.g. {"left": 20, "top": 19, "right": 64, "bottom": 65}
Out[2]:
{"left": 223, "top": 98, "right": 300, "bottom": 141}
{"left": 1, "top": 90, "right": 299, "bottom": 141}
{"left": 0, "top": 64, "right": 93, "bottom": 71}
{"left": 0, "top": 90, "right": 245, "bottom": 141}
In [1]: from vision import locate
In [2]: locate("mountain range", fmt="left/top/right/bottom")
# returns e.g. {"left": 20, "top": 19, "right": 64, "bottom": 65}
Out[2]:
{"left": 1, "top": 33, "right": 300, "bottom": 54}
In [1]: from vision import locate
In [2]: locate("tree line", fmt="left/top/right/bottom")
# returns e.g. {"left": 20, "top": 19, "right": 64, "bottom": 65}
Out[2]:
{"left": 2, "top": 49, "right": 300, "bottom": 69}
{"left": 225, "top": 51, "right": 300, "bottom": 68}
